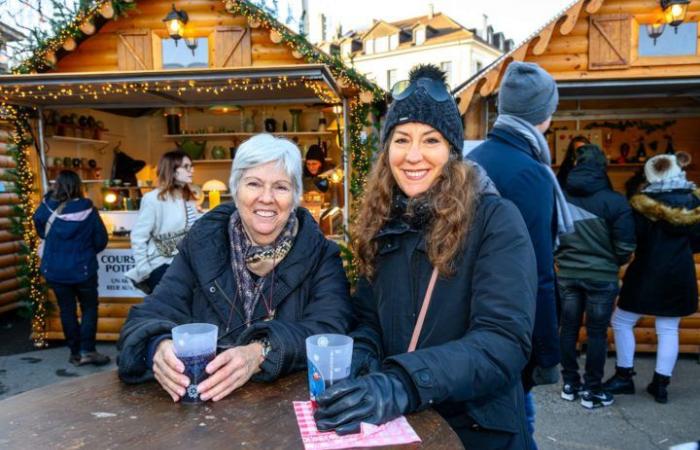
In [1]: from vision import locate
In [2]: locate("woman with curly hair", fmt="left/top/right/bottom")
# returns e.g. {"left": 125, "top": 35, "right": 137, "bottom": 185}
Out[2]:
{"left": 313, "top": 65, "right": 537, "bottom": 449}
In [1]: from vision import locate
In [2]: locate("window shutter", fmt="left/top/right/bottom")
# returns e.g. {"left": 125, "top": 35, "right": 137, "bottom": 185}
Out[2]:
{"left": 589, "top": 14, "right": 632, "bottom": 70}
{"left": 212, "top": 26, "right": 252, "bottom": 68}
{"left": 117, "top": 30, "right": 157, "bottom": 71}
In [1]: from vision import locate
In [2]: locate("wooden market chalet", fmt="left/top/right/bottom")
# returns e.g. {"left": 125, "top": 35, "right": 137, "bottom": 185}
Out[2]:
{"left": 0, "top": 0, "right": 381, "bottom": 344}
{"left": 453, "top": 0, "right": 700, "bottom": 353}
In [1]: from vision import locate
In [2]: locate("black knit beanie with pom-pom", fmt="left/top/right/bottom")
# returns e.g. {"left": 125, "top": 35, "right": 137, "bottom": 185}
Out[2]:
{"left": 381, "top": 64, "right": 463, "bottom": 153}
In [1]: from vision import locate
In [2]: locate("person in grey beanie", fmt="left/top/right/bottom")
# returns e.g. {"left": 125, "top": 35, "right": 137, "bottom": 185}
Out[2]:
{"left": 468, "top": 61, "right": 572, "bottom": 449}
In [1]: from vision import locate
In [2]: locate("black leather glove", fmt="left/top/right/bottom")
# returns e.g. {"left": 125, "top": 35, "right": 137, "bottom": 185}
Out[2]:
{"left": 350, "top": 345, "right": 381, "bottom": 378}
{"left": 314, "top": 371, "right": 410, "bottom": 435}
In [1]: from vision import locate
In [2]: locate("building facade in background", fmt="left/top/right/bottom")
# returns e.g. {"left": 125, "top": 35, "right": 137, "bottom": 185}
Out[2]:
{"left": 0, "top": 23, "right": 24, "bottom": 73}
{"left": 321, "top": 7, "right": 511, "bottom": 91}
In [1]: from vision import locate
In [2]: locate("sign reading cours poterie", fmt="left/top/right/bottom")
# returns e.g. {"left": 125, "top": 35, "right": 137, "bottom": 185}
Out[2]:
{"left": 97, "top": 249, "right": 144, "bottom": 298}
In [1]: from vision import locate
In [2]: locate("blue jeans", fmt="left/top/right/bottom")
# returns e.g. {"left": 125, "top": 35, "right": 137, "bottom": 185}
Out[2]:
{"left": 525, "top": 392, "right": 537, "bottom": 450}
{"left": 558, "top": 277, "right": 618, "bottom": 390}
{"left": 49, "top": 275, "right": 99, "bottom": 356}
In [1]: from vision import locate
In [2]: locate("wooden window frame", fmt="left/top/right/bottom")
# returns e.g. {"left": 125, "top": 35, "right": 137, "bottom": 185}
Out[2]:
{"left": 631, "top": 18, "right": 700, "bottom": 67}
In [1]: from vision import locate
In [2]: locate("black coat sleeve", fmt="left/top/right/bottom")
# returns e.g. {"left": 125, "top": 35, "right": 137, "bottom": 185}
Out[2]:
{"left": 609, "top": 195, "right": 636, "bottom": 265}
{"left": 117, "top": 246, "right": 197, "bottom": 384}
{"left": 386, "top": 199, "right": 536, "bottom": 409}
{"left": 347, "top": 276, "right": 384, "bottom": 358}
{"left": 238, "top": 240, "right": 353, "bottom": 382}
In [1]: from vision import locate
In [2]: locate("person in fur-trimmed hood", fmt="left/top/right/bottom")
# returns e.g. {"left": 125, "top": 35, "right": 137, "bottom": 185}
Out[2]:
{"left": 603, "top": 154, "right": 700, "bottom": 404}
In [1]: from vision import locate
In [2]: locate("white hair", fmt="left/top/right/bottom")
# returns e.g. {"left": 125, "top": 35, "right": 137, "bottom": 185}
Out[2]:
{"left": 229, "top": 133, "right": 303, "bottom": 208}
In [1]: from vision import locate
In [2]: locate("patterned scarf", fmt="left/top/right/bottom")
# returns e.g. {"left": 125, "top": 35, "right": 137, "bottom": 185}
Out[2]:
{"left": 391, "top": 188, "right": 433, "bottom": 230}
{"left": 229, "top": 210, "right": 298, "bottom": 325}
{"left": 642, "top": 173, "right": 696, "bottom": 193}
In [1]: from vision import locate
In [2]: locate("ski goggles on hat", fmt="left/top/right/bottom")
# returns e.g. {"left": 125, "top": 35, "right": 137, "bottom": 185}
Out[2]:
{"left": 390, "top": 78, "right": 452, "bottom": 102}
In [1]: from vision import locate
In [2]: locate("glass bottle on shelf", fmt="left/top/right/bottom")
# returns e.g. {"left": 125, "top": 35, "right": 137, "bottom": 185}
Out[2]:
{"left": 289, "top": 109, "right": 302, "bottom": 132}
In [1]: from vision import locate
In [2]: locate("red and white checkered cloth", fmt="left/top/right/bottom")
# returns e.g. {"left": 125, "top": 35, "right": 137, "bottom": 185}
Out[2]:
{"left": 293, "top": 401, "right": 421, "bottom": 450}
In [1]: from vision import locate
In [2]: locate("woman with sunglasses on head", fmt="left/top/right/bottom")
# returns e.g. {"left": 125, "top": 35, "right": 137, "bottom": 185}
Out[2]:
{"left": 313, "top": 65, "right": 537, "bottom": 449}
{"left": 126, "top": 150, "right": 199, "bottom": 294}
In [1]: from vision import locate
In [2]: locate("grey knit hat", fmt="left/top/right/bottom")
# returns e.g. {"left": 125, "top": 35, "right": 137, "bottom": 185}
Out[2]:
{"left": 381, "top": 65, "right": 463, "bottom": 153}
{"left": 498, "top": 62, "right": 559, "bottom": 126}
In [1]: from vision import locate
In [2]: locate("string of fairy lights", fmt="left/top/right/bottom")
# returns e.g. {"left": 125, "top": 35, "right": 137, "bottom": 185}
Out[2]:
{"left": 0, "top": 77, "right": 339, "bottom": 105}
{"left": 5, "top": 0, "right": 382, "bottom": 344}
{"left": 0, "top": 105, "right": 48, "bottom": 347}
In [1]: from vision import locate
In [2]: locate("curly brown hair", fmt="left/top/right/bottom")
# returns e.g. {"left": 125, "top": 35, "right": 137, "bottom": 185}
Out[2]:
{"left": 352, "top": 141, "right": 480, "bottom": 279}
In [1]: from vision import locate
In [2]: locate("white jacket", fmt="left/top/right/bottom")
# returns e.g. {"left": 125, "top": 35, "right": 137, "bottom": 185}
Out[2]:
{"left": 125, "top": 189, "right": 198, "bottom": 283}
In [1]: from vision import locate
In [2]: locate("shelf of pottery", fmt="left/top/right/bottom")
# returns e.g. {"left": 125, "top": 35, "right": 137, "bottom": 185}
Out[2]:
{"left": 162, "top": 106, "right": 341, "bottom": 164}
{"left": 43, "top": 111, "right": 109, "bottom": 182}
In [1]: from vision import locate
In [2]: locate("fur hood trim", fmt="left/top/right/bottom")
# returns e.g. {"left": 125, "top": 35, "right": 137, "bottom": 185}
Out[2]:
{"left": 630, "top": 191, "right": 700, "bottom": 226}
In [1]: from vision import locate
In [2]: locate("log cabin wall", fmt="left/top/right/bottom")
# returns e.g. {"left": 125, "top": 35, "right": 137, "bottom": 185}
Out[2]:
{"left": 52, "top": 0, "right": 298, "bottom": 73}
{"left": 0, "top": 123, "right": 28, "bottom": 314}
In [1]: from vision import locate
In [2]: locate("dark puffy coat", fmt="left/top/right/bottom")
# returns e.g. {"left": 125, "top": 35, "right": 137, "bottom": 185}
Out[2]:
{"left": 353, "top": 194, "right": 536, "bottom": 449}
{"left": 555, "top": 160, "right": 636, "bottom": 282}
{"left": 619, "top": 189, "right": 700, "bottom": 317}
{"left": 117, "top": 203, "right": 352, "bottom": 384}
{"left": 468, "top": 127, "right": 559, "bottom": 369}
{"left": 33, "top": 195, "right": 108, "bottom": 284}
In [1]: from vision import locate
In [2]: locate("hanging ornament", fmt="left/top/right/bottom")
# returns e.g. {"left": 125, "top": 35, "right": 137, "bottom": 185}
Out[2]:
{"left": 360, "top": 91, "right": 373, "bottom": 104}
{"left": 44, "top": 51, "right": 57, "bottom": 65}
{"left": 248, "top": 17, "right": 261, "bottom": 28}
{"left": 270, "top": 29, "right": 283, "bottom": 44}
{"left": 99, "top": 1, "right": 115, "bottom": 19}
{"left": 62, "top": 37, "right": 77, "bottom": 52}
{"left": 80, "top": 20, "right": 96, "bottom": 35}
{"left": 292, "top": 49, "right": 303, "bottom": 59}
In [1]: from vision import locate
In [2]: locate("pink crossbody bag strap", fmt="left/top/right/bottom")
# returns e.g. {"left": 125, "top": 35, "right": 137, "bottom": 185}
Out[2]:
{"left": 407, "top": 267, "right": 439, "bottom": 352}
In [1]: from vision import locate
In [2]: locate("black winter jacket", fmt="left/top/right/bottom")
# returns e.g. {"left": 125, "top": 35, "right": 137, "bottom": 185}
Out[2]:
{"left": 353, "top": 194, "right": 536, "bottom": 449}
{"left": 555, "top": 162, "right": 636, "bottom": 282}
{"left": 619, "top": 189, "right": 700, "bottom": 317}
{"left": 117, "top": 203, "right": 353, "bottom": 383}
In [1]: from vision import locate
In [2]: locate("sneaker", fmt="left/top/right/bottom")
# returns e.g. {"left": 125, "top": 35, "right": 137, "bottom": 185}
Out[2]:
{"left": 79, "top": 351, "right": 111, "bottom": 366}
{"left": 561, "top": 383, "right": 583, "bottom": 401}
{"left": 580, "top": 390, "right": 614, "bottom": 409}
{"left": 69, "top": 354, "right": 81, "bottom": 366}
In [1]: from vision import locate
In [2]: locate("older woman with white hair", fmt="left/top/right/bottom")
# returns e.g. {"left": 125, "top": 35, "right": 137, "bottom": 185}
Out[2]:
{"left": 117, "top": 134, "right": 352, "bottom": 402}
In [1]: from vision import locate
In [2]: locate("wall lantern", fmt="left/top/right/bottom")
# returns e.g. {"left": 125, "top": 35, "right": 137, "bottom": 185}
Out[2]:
{"left": 163, "top": 4, "right": 188, "bottom": 44}
{"left": 660, "top": 0, "right": 690, "bottom": 32}
{"left": 646, "top": 21, "right": 666, "bottom": 45}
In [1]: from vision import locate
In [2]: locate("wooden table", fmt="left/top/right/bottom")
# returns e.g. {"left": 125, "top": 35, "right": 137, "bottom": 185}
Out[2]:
{"left": 0, "top": 371, "right": 462, "bottom": 449}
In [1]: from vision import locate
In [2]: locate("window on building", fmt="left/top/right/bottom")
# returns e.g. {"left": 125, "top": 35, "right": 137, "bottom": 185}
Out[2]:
{"left": 375, "top": 36, "right": 389, "bottom": 53}
{"left": 639, "top": 22, "right": 697, "bottom": 57}
{"left": 414, "top": 28, "right": 426, "bottom": 45}
{"left": 440, "top": 61, "right": 452, "bottom": 87}
{"left": 387, "top": 69, "right": 398, "bottom": 90}
{"left": 473, "top": 60, "right": 484, "bottom": 74}
{"left": 390, "top": 33, "right": 399, "bottom": 50}
{"left": 365, "top": 38, "right": 374, "bottom": 55}
{"left": 162, "top": 38, "right": 209, "bottom": 69}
